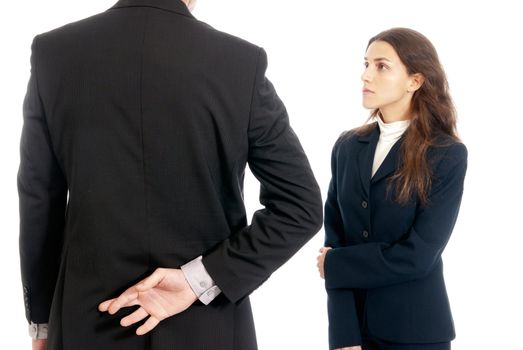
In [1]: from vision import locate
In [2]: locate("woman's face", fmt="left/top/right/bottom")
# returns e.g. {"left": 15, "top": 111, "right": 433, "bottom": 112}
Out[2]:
{"left": 361, "top": 40, "right": 418, "bottom": 121}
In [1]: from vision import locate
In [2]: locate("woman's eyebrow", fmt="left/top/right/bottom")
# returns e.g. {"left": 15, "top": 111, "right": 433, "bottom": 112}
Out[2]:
{"left": 364, "top": 56, "right": 393, "bottom": 63}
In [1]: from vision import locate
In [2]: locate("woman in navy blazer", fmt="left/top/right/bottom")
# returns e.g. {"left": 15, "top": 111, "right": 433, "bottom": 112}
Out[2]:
{"left": 317, "top": 28, "right": 467, "bottom": 350}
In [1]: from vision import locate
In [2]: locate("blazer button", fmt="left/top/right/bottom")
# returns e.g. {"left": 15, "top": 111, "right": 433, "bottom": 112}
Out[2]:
{"left": 362, "top": 230, "right": 369, "bottom": 238}
{"left": 361, "top": 201, "right": 368, "bottom": 208}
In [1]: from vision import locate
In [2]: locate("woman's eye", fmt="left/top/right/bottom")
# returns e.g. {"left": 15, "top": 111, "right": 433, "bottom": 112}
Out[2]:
{"left": 377, "top": 63, "right": 388, "bottom": 70}
{"left": 364, "top": 62, "right": 369, "bottom": 68}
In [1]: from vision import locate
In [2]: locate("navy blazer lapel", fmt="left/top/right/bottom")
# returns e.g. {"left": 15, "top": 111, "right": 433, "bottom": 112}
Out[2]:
{"left": 371, "top": 135, "right": 404, "bottom": 184}
{"left": 357, "top": 123, "right": 380, "bottom": 197}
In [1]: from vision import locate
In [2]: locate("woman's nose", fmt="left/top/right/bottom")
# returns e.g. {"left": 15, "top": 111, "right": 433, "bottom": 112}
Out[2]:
{"left": 361, "top": 68, "right": 372, "bottom": 82}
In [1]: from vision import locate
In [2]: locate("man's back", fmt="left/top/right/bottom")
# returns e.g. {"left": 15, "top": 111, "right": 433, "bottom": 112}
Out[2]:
{"left": 19, "top": 1, "right": 322, "bottom": 349}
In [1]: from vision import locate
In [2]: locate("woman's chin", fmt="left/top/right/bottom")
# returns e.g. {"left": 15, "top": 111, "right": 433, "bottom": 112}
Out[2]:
{"left": 362, "top": 102, "right": 378, "bottom": 110}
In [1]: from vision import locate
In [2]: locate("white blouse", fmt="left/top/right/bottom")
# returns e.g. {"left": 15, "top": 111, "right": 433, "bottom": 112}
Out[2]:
{"left": 372, "top": 116, "right": 410, "bottom": 177}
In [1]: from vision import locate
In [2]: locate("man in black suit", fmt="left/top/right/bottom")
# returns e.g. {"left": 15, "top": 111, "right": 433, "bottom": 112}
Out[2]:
{"left": 18, "top": 0, "right": 323, "bottom": 349}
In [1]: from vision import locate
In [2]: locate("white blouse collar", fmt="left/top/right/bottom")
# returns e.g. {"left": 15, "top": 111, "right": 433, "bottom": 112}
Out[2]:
{"left": 376, "top": 115, "right": 410, "bottom": 142}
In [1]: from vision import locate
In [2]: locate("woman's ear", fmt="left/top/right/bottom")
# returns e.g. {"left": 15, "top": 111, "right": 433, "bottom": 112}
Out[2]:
{"left": 408, "top": 73, "right": 425, "bottom": 93}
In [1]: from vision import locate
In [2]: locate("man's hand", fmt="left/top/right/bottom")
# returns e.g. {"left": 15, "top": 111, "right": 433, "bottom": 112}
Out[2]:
{"left": 32, "top": 339, "right": 46, "bottom": 350}
{"left": 316, "top": 246, "right": 332, "bottom": 279}
{"left": 98, "top": 268, "right": 197, "bottom": 335}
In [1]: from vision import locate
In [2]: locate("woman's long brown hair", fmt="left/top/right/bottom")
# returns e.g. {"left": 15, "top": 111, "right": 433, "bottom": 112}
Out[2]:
{"left": 358, "top": 28, "right": 460, "bottom": 206}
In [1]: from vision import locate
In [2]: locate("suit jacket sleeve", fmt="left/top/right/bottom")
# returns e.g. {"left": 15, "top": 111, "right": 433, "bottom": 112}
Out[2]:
{"left": 18, "top": 36, "right": 68, "bottom": 323}
{"left": 325, "top": 137, "right": 362, "bottom": 348}
{"left": 325, "top": 142, "right": 467, "bottom": 289}
{"left": 202, "top": 48, "right": 323, "bottom": 303}
{"left": 324, "top": 137, "right": 346, "bottom": 249}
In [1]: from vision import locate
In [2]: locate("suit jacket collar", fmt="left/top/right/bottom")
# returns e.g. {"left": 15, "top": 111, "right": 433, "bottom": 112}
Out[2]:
{"left": 371, "top": 135, "right": 403, "bottom": 184}
{"left": 356, "top": 123, "right": 379, "bottom": 197}
{"left": 109, "top": 0, "right": 195, "bottom": 19}
{"left": 356, "top": 122, "right": 405, "bottom": 194}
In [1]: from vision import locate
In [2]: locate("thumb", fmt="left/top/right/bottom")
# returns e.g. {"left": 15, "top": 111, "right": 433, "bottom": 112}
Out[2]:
{"left": 136, "top": 268, "right": 167, "bottom": 291}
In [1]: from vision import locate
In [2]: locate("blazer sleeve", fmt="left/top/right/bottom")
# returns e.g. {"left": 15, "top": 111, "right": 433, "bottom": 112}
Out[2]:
{"left": 18, "top": 36, "right": 68, "bottom": 323}
{"left": 324, "top": 137, "right": 346, "bottom": 249}
{"left": 324, "top": 138, "right": 362, "bottom": 349}
{"left": 202, "top": 48, "right": 323, "bottom": 302}
{"left": 325, "top": 142, "right": 467, "bottom": 289}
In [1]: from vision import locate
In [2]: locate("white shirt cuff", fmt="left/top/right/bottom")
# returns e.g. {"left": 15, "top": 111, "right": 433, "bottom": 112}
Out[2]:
{"left": 28, "top": 322, "right": 48, "bottom": 339}
{"left": 181, "top": 256, "right": 221, "bottom": 305}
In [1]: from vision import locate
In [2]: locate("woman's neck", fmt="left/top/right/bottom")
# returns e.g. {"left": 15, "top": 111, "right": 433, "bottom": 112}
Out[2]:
{"left": 379, "top": 102, "right": 412, "bottom": 123}
{"left": 379, "top": 111, "right": 411, "bottom": 123}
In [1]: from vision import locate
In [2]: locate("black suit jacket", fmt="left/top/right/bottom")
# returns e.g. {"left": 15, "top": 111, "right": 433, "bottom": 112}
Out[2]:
{"left": 324, "top": 123, "right": 467, "bottom": 348}
{"left": 17, "top": 1, "right": 323, "bottom": 348}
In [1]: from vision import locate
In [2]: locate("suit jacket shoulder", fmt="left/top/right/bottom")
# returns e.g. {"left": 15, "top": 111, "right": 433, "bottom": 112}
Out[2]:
{"left": 332, "top": 122, "right": 378, "bottom": 157}
{"left": 428, "top": 137, "right": 468, "bottom": 177}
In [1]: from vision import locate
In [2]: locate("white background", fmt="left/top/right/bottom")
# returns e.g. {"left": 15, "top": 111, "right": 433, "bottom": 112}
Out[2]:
{"left": 1, "top": 0, "right": 522, "bottom": 348}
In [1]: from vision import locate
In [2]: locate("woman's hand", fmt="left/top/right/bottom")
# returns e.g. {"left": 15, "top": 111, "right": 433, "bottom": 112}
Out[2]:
{"left": 316, "top": 246, "right": 332, "bottom": 279}
{"left": 32, "top": 339, "right": 47, "bottom": 350}
{"left": 98, "top": 268, "right": 198, "bottom": 335}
